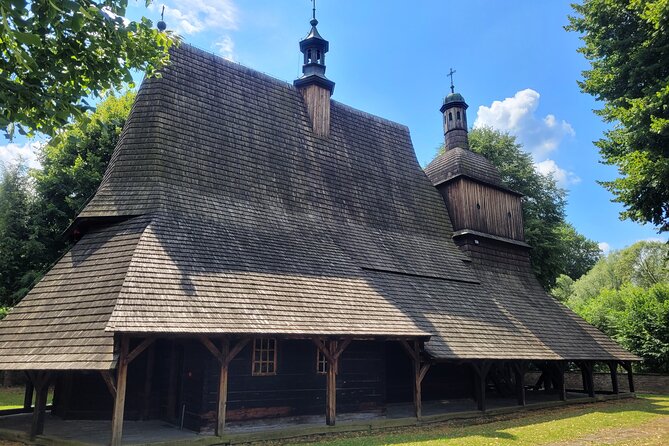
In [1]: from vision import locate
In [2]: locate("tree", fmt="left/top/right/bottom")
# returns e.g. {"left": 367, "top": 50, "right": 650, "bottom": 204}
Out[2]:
{"left": 559, "top": 240, "right": 669, "bottom": 371}
{"left": 31, "top": 91, "right": 136, "bottom": 269}
{"left": 0, "top": 160, "right": 44, "bottom": 307}
{"left": 439, "top": 127, "right": 601, "bottom": 289}
{"left": 567, "top": 0, "right": 669, "bottom": 232}
{"left": 0, "top": 92, "right": 135, "bottom": 307}
{"left": 0, "top": 0, "right": 176, "bottom": 138}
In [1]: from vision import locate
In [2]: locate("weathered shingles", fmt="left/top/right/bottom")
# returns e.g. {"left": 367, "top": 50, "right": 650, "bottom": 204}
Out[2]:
{"left": 425, "top": 147, "right": 504, "bottom": 187}
{"left": 4, "top": 44, "right": 635, "bottom": 365}
{"left": 0, "top": 217, "right": 148, "bottom": 370}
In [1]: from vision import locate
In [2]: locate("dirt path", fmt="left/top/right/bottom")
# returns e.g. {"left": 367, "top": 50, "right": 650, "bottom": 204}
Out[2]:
{"left": 544, "top": 415, "right": 669, "bottom": 446}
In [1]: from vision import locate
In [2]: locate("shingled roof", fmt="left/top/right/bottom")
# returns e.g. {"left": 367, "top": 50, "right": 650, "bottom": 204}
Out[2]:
{"left": 0, "top": 45, "right": 636, "bottom": 370}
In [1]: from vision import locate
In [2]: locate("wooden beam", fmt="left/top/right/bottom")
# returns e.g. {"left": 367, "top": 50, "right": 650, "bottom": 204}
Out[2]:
{"left": 399, "top": 340, "right": 419, "bottom": 362}
{"left": 29, "top": 372, "right": 49, "bottom": 439}
{"left": 216, "top": 338, "right": 230, "bottom": 436}
{"left": 579, "top": 361, "right": 595, "bottom": 397}
{"left": 554, "top": 362, "right": 567, "bottom": 401}
{"left": 126, "top": 337, "right": 156, "bottom": 364}
{"left": 608, "top": 361, "right": 619, "bottom": 394}
{"left": 326, "top": 340, "right": 338, "bottom": 426}
{"left": 472, "top": 361, "right": 491, "bottom": 411}
{"left": 141, "top": 344, "right": 156, "bottom": 420}
{"left": 513, "top": 362, "right": 527, "bottom": 406}
{"left": 226, "top": 338, "right": 250, "bottom": 367}
{"left": 199, "top": 336, "right": 225, "bottom": 364}
{"left": 312, "top": 338, "right": 334, "bottom": 363}
{"left": 23, "top": 378, "right": 34, "bottom": 409}
{"left": 621, "top": 361, "right": 635, "bottom": 393}
{"left": 100, "top": 371, "right": 117, "bottom": 399}
{"left": 111, "top": 336, "right": 130, "bottom": 446}
{"left": 166, "top": 341, "right": 178, "bottom": 422}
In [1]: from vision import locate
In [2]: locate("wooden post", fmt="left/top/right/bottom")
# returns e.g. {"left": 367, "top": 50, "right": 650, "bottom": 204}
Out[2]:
{"left": 622, "top": 361, "right": 635, "bottom": 393}
{"left": 514, "top": 362, "right": 527, "bottom": 406}
{"left": 580, "top": 361, "right": 595, "bottom": 397}
{"left": 166, "top": 341, "right": 178, "bottom": 422}
{"left": 326, "top": 340, "right": 337, "bottom": 426}
{"left": 313, "top": 338, "right": 352, "bottom": 426}
{"left": 29, "top": 372, "right": 49, "bottom": 439}
{"left": 141, "top": 344, "right": 156, "bottom": 420}
{"left": 23, "top": 378, "right": 34, "bottom": 409}
{"left": 399, "top": 340, "right": 430, "bottom": 420}
{"left": 608, "top": 361, "right": 619, "bottom": 394}
{"left": 216, "top": 339, "right": 230, "bottom": 436}
{"left": 198, "top": 336, "right": 250, "bottom": 436}
{"left": 472, "top": 362, "right": 491, "bottom": 412}
{"left": 111, "top": 336, "right": 130, "bottom": 446}
{"left": 555, "top": 362, "right": 567, "bottom": 401}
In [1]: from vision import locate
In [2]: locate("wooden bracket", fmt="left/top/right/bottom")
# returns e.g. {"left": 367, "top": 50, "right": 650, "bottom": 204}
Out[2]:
{"left": 101, "top": 371, "right": 117, "bottom": 399}
{"left": 126, "top": 337, "right": 156, "bottom": 364}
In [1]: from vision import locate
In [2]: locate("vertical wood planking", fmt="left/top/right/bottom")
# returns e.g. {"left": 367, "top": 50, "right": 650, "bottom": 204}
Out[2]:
{"left": 326, "top": 340, "right": 337, "bottom": 426}
{"left": 445, "top": 178, "right": 524, "bottom": 240}
{"left": 301, "top": 84, "right": 331, "bottom": 138}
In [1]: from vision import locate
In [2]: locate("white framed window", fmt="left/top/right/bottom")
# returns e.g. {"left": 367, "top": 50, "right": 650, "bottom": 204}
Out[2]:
{"left": 316, "top": 348, "right": 327, "bottom": 374}
{"left": 252, "top": 338, "right": 277, "bottom": 376}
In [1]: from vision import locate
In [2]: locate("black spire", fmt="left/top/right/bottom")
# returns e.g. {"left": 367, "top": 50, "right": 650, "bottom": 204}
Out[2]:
{"left": 157, "top": 5, "right": 166, "bottom": 32}
{"left": 294, "top": 1, "right": 334, "bottom": 93}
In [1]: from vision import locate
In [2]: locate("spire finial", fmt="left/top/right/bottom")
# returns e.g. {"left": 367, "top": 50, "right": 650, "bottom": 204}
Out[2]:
{"left": 157, "top": 5, "right": 166, "bottom": 31}
{"left": 311, "top": 0, "right": 318, "bottom": 26}
{"left": 448, "top": 68, "right": 456, "bottom": 94}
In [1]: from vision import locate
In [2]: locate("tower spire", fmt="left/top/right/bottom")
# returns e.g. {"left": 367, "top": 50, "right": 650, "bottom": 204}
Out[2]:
{"left": 294, "top": 2, "right": 335, "bottom": 137}
{"left": 440, "top": 75, "right": 469, "bottom": 151}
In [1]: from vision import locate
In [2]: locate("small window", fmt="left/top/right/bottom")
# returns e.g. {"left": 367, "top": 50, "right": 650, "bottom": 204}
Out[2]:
{"left": 307, "top": 49, "right": 312, "bottom": 63}
{"left": 316, "top": 348, "right": 327, "bottom": 374}
{"left": 457, "top": 111, "right": 461, "bottom": 120}
{"left": 448, "top": 112, "right": 453, "bottom": 121}
{"left": 317, "top": 50, "right": 321, "bottom": 62}
{"left": 252, "top": 338, "right": 277, "bottom": 376}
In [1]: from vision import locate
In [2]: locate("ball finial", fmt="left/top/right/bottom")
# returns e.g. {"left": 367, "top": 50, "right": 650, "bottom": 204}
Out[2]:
{"left": 157, "top": 5, "right": 167, "bottom": 31}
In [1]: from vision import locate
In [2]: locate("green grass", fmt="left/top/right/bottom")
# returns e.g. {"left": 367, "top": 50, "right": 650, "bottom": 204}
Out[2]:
{"left": 0, "top": 387, "right": 25, "bottom": 410}
{"left": 290, "top": 395, "right": 669, "bottom": 446}
{"left": 0, "top": 386, "right": 53, "bottom": 410}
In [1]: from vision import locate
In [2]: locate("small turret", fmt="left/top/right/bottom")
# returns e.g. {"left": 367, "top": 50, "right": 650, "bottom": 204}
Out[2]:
{"left": 294, "top": 5, "right": 335, "bottom": 138}
{"left": 440, "top": 70, "right": 469, "bottom": 150}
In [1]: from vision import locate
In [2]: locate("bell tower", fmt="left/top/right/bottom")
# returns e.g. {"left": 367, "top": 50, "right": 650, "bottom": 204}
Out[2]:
{"left": 294, "top": 2, "right": 335, "bottom": 137}
{"left": 441, "top": 69, "right": 469, "bottom": 150}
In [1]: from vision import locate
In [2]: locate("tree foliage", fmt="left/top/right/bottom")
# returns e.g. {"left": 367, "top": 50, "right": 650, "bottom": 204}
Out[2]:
{"left": 438, "top": 127, "right": 601, "bottom": 289}
{"left": 0, "top": 0, "right": 176, "bottom": 138}
{"left": 0, "top": 92, "right": 134, "bottom": 307}
{"left": 567, "top": 0, "right": 669, "bottom": 232}
{"left": 558, "top": 240, "right": 669, "bottom": 372}
{"left": 0, "top": 160, "right": 44, "bottom": 306}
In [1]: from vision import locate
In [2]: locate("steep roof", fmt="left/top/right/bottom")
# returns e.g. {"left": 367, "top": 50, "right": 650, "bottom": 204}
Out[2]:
{"left": 0, "top": 45, "right": 637, "bottom": 369}
{"left": 425, "top": 147, "right": 509, "bottom": 189}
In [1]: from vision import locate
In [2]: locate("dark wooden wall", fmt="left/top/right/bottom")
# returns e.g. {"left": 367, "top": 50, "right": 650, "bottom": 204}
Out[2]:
{"left": 191, "top": 340, "right": 386, "bottom": 431}
{"left": 439, "top": 177, "right": 524, "bottom": 241}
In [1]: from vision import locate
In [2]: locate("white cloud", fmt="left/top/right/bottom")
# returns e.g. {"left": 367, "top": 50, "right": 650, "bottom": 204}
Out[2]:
{"left": 214, "top": 35, "right": 235, "bottom": 61}
{"left": 534, "top": 159, "right": 581, "bottom": 187}
{"left": 0, "top": 141, "right": 42, "bottom": 170}
{"left": 152, "top": 0, "right": 238, "bottom": 35}
{"left": 474, "top": 89, "right": 575, "bottom": 159}
{"left": 598, "top": 242, "right": 611, "bottom": 254}
{"left": 475, "top": 88, "right": 579, "bottom": 188}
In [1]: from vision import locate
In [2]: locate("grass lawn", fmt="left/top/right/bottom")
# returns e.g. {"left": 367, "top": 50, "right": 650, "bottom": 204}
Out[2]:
{"left": 0, "top": 386, "right": 53, "bottom": 410}
{"left": 289, "top": 395, "right": 669, "bottom": 446}
{"left": 0, "top": 387, "right": 25, "bottom": 410}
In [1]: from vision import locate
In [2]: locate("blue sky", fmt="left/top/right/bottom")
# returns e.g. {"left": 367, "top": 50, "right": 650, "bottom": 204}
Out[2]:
{"left": 3, "top": 0, "right": 666, "bottom": 251}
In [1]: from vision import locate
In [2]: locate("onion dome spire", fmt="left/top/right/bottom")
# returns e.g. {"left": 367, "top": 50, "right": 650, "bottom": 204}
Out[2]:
{"left": 294, "top": 0, "right": 335, "bottom": 94}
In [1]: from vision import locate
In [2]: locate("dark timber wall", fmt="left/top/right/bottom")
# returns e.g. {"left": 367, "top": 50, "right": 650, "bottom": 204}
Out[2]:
{"left": 439, "top": 177, "right": 524, "bottom": 241}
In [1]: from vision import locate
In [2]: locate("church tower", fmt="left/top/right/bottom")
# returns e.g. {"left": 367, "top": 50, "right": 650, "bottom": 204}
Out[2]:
{"left": 425, "top": 80, "right": 531, "bottom": 268}
{"left": 294, "top": 6, "right": 335, "bottom": 138}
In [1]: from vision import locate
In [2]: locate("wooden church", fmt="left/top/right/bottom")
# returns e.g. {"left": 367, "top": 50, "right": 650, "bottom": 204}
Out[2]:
{"left": 0, "top": 12, "right": 637, "bottom": 446}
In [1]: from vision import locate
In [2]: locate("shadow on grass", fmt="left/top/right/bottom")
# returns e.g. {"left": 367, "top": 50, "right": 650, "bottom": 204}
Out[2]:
{"left": 292, "top": 395, "right": 669, "bottom": 446}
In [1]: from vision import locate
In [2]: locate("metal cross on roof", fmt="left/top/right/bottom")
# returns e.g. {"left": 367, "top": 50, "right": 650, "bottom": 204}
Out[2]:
{"left": 448, "top": 68, "right": 456, "bottom": 94}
